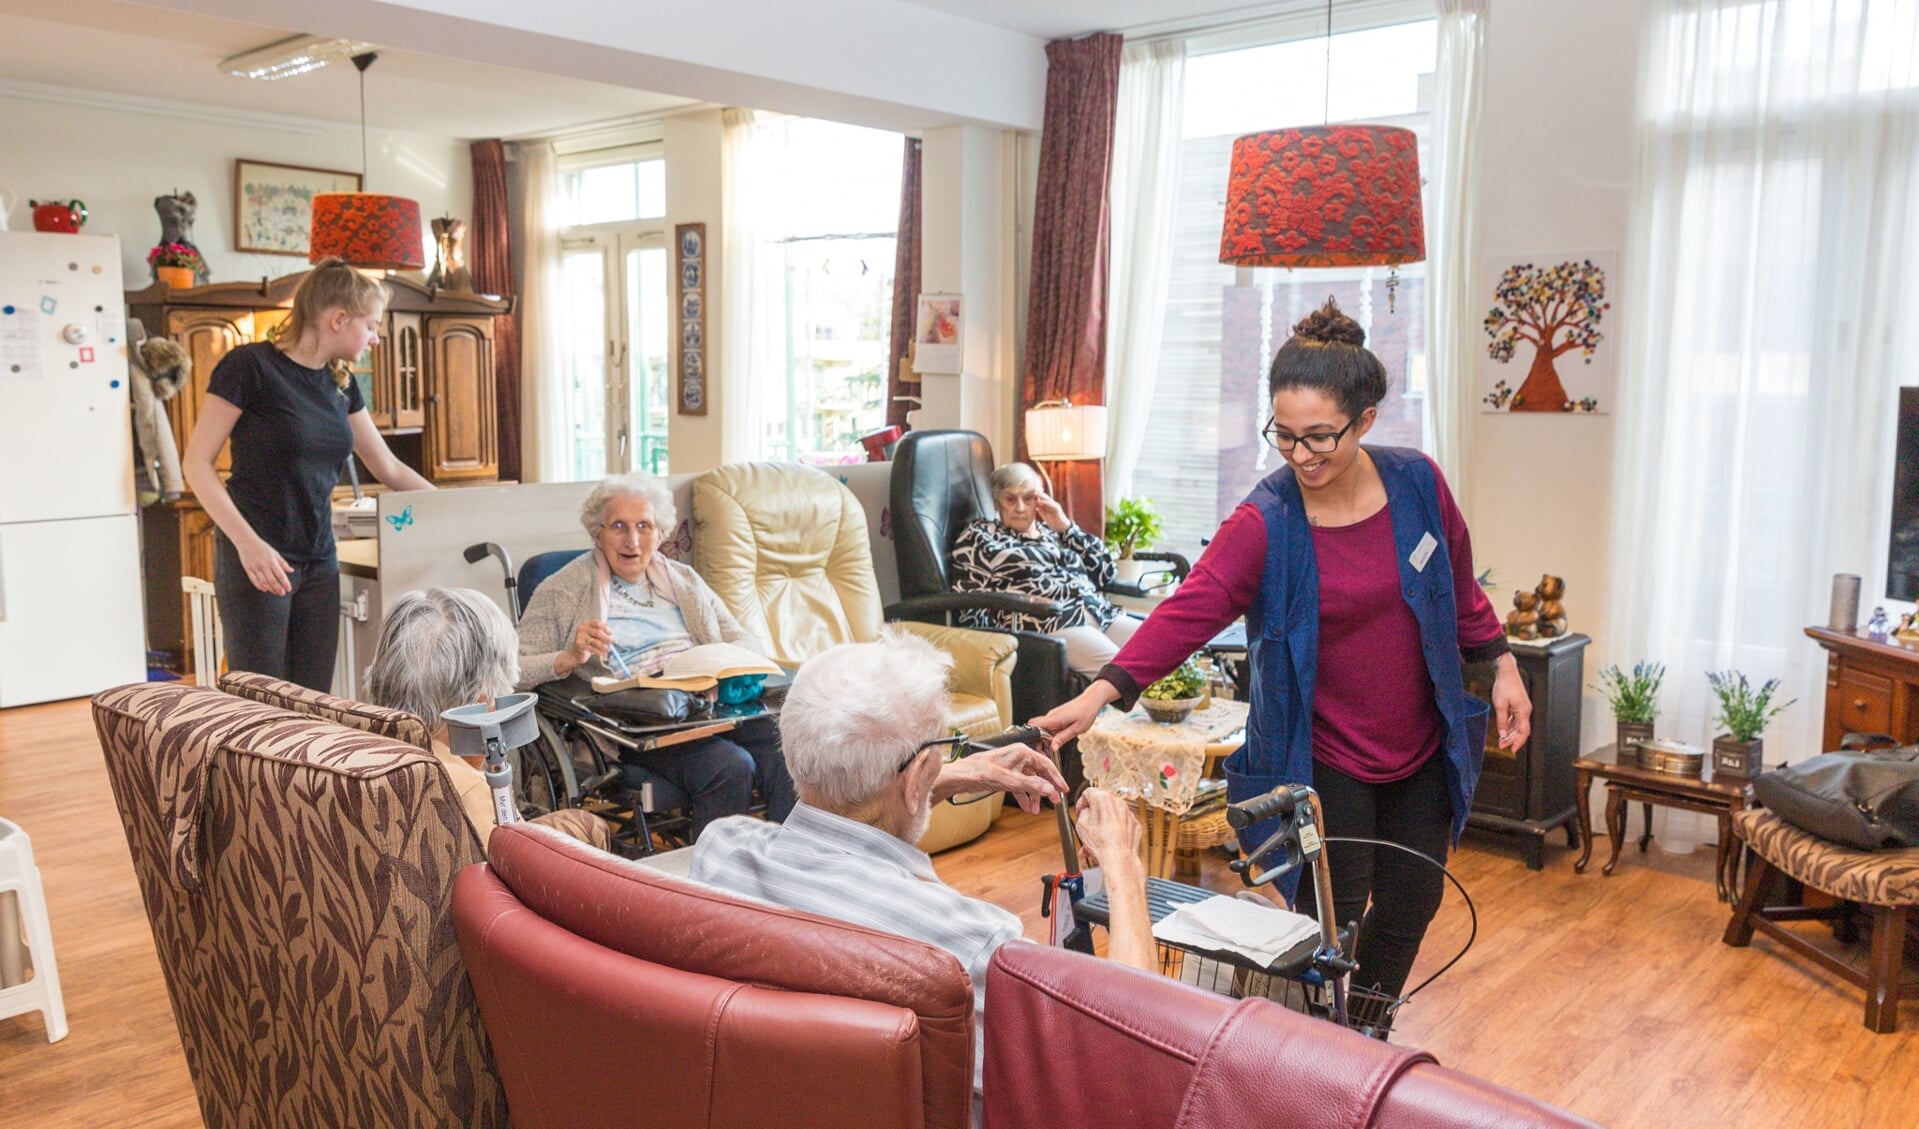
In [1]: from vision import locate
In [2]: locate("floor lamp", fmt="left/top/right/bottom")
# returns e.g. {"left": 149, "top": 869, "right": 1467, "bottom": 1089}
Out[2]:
{"left": 1024, "top": 399, "right": 1108, "bottom": 531}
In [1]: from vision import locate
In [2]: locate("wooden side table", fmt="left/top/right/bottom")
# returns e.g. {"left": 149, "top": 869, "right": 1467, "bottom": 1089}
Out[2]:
{"left": 1572, "top": 743, "right": 1750, "bottom": 900}
{"left": 1080, "top": 699, "right": 1249, "bottom": 880}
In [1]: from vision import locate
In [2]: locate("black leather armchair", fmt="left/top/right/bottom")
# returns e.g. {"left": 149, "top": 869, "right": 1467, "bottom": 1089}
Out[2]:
{"left": 884, "top": 430, "right": 1191, "bottom": 739}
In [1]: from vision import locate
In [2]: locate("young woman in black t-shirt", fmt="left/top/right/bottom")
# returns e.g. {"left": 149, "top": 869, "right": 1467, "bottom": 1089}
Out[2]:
{"left": 183, "top": 259, "right": 433, "bottom": 690}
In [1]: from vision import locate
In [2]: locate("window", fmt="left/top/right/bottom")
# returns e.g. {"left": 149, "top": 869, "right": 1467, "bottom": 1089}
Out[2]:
{"left": 749, "top": 119, "right": 901, "bottom": 464}
{"left": 563, "top": 153, "right": 665, "bottom": 226}
{"left": 1129, "top": 20, "right": 1437, "bottom": 560}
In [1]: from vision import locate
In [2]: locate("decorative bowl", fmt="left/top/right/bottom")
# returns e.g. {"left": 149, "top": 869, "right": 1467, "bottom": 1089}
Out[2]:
{"left": 1140, "top": 695, "right": 1203, "bottom": 724}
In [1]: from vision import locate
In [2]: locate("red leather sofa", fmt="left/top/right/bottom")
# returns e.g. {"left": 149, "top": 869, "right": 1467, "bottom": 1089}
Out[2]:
{"left": 981, "top": 943, "right": 1599, "bottom": 1128}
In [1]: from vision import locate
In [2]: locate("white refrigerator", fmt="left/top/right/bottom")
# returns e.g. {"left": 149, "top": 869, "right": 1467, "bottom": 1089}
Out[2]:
{"left": 0, "top": 232, "right": 146, "bottom": 707}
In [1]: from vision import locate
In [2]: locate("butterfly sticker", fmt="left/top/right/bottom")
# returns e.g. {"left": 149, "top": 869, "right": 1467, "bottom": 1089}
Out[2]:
{"left": 385, "top": 504, "right": 414, "bottom": 532}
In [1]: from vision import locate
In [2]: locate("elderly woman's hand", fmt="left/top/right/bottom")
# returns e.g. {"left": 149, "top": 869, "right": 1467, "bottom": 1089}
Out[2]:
{"left": 1035, "top": 492, "right": 1072, "bottom": 533}
{"left": 555, "top": 618, "right": 613, "bottom": 678}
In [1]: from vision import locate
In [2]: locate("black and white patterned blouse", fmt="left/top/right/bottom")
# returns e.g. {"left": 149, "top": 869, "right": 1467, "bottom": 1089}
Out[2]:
{"left": 949, "top": 518, "right": 1120, "bottom": 633}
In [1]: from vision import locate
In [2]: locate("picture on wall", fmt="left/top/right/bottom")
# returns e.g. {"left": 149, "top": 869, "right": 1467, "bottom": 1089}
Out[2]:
{"left": 675, "top": 222, "right": 707, "bottom": 416}
{"left": 233, "top": 159, "right": 362, "bottom": 256}
{"left": 1479, "top": 251, "right": 1616, "bottom": 413}
{"left": 913, "top": 293, "right": 962, "bottom": 374}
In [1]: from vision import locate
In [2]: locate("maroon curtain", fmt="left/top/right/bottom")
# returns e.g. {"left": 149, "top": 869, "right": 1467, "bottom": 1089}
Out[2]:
{"left": 1019, "top": 33, "right": 1122, "bottom": 532}
{"left": 470, "top": 139, "right": 521, "bottom": 482}
{"left": 886, "top": 137, "right": 924, "bottom": 430}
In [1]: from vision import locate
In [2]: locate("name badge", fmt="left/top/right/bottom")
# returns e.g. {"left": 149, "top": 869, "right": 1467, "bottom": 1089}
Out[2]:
{"left": 1410, "top": 531, "right": 1439, "bottom": 573}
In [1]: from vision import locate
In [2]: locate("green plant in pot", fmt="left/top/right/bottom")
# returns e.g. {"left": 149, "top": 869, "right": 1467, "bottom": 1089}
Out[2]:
{"left": 1141, "top": 657, "right": 1206, "bottom": 724}
{"left": 1594, "top": 661, "right": 1663, "bottom": 759}
{"left": 1104, "top": 496, "right": 1163, "bottom": 583}
{"left": 1706, "top": 670, "right": 1794, "bottom": 780}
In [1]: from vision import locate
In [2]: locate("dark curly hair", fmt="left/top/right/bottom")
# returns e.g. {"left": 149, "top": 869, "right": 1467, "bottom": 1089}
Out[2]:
{"left": 1268, "top": 298, "right": 1388, "bottom": 419}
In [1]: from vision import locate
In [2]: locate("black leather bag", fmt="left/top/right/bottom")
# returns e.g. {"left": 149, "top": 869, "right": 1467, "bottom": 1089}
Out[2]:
{"left": 1751, "top": 746, "right": 1919, "bottom": 851}
{"left": 588, "top": 687, "right": 712, "bottom": 726}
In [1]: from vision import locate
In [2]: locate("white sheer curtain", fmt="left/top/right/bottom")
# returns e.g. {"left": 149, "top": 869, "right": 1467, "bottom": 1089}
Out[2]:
{"left": 1421, "top": 0, "right": 1487, "bottom": 509}
{"left": 719, "top": 109, "right": 786, "bottom": 463}
{"left": 516, "top": 140, "right": 572, "bottom": 483}
{"left": 1104, "top": 40, "right": 1186, "bottom": 500}
{"left": 1610, "top": 0, "right": 1919, "bottom": 848}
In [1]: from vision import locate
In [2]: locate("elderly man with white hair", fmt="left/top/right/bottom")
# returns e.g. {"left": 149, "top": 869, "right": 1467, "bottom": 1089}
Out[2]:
{"left": 364, "top": 586, "right": 611, "bottom": 854}
{"left": 692, "top": 629, "right": 1153, "bottom": 1094}
{"left": 517, "top": 471, "right": 795, "bottom": 839}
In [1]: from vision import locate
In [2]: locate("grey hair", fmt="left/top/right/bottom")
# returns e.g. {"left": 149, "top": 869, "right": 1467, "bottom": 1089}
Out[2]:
{"left": 364, "top": 587, "right": 520, "bottom": 729}
{"left": 989, "top": 462, "right": 1042, "bottom": 495}
{"left": 779, "top": 629, "right": 953, "bottom": 810}
{"left": 579, "top": 472, "right": 677, "bottom": 539}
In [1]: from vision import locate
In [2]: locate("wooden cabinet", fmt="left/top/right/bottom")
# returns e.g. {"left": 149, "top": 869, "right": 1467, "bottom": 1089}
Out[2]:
{"left": 129, "top": 273, "right": 513, "bottom": 666}
{"left": 1806, "top": 627, "right": 1919, "bottom": 749}
{"left": 1465, "top": 633, "right": 1588, "bottom": 870}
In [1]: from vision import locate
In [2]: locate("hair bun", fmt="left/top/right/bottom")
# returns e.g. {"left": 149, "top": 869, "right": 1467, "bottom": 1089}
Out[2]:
{"left": 1291, "top": 298, "right": 1366, "bottom": 347}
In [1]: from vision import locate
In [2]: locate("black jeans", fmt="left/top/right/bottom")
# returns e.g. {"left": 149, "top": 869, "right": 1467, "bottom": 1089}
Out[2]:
{"left": 623, "top": 715, "right": 796, "bottom": 841}
{"left": 1292, "top": 751, "right": 1451, "bottom": 999}
{"left": 214, "top": 533, "right": 340, "bottom": 692}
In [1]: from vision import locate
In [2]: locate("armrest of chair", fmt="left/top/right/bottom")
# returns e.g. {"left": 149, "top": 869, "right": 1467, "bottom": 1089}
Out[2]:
{"left": 891, "top": 621, "right": 1017, "bottom": 728}
{"left": 886, "top": 592, "right": 1072, "bottom": 622}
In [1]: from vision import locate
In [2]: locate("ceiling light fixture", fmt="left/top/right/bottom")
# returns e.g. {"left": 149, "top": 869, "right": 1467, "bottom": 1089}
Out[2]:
{"left": 308, "top": 53, "right": 426, "bottom": 271}
{"left": 219, "top": 34, "right": 379, "bottom": 82}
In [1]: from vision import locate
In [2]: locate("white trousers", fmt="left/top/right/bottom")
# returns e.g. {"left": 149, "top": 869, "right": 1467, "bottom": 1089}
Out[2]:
{"left": 1055, "top": 613, "right": 1144, "bottom": 679}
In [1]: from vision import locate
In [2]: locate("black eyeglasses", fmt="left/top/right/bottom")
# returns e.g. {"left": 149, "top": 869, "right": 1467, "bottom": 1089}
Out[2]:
{"left": 1262, "top": 416, "right": 1357, "bottom": 454}
{"left": 898, "top": 734, "right": 969, "bottom": 774}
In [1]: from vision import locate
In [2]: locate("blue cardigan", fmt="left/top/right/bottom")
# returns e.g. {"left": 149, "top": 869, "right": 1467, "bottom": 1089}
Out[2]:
{"left": 1226, "top": 447, "right": 1491, "bottom": 869}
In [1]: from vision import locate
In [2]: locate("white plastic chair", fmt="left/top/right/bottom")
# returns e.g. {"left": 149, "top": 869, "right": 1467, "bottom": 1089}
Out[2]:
{"left": 182, "top": 575, "right": 224, "bottom": 686}
{"left": 0, "top": 817, "right": 67, "bottom": 1042}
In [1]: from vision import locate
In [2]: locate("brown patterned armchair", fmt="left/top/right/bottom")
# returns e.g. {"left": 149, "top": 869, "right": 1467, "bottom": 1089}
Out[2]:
{"left": 92, "top": 680, "right": 506, "bottom": 1128}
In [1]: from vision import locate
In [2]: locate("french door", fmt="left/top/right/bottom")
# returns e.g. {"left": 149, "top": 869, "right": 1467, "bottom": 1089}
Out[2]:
{"left": 561, "top": 227, "right": 670, "bottom": 478}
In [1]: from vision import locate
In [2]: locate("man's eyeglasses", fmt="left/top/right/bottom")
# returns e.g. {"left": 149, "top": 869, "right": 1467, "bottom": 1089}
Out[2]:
{"left": 898, "top": 734, "right": 969, "bottom": 774}
{"left": 1262, "top": 416, "right": 1357, "bottom": 454}
{"left": 599, "top": 520, "right": 658, "bottom": 540}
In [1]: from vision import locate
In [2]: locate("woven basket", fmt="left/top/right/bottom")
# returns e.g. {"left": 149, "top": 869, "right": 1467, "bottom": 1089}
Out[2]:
{"left": 1175, "top": 807, "right": 1237, "bottom": 853}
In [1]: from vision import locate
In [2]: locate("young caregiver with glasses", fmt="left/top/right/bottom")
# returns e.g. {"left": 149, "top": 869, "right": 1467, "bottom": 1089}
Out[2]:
{"left": 1034, "top": 299, "right": 1530, "bottom": 1006}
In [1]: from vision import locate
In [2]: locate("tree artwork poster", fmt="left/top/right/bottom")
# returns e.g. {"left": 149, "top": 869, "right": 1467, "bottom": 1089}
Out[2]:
{"left": 1479, "top": 251, "right": 1616, "bottom": 413}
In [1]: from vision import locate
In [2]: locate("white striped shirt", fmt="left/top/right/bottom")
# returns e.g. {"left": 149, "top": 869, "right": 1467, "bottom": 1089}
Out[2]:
{"left": 691, "top": 803, "right": 1025, "bottom": 1092}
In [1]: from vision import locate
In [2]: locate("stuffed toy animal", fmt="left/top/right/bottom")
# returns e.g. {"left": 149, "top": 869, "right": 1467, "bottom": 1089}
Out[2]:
{"left": 126, "top": 317, "right": 190, "bottom": 504}
{"left": 153, "top": 191, "right": 209, "bottom": 284}
{"left": 1505, "top": 589, "right": 1541, "bottom": 639}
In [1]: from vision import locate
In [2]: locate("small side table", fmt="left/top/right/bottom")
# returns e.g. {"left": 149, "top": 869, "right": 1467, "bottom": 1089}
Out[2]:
{"left": 1572, "top": 743, "right": 1750, "bottom": 900}
{"left": 1081, "top": 699, "right": 1249, "bottom": 880}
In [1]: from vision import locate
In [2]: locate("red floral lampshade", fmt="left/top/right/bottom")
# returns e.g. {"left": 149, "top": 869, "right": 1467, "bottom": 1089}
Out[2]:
{"left": 308, "top": 192, "right": 426, "bottom": 270}
{"left": 1218, "top": 125, "right": 1425, "bottom": 268}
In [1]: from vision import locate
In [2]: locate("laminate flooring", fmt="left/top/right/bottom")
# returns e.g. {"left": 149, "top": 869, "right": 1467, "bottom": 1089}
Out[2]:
{"left": 2, "top": 692, "right": 1913, "bottom": 1128}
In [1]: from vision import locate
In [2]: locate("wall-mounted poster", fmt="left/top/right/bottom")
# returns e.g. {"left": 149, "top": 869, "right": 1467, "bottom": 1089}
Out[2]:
{"left": 913, "top": 293, "right": 962, "bottom": 375}
{"left": 675, "top": 222, "right": 707, "bottom": 415}
{"left": 1479, "top": 251, "right": 1616, "bottom": 413}
{"left": 234, "top": 159, "right": 362, "bottom": 256}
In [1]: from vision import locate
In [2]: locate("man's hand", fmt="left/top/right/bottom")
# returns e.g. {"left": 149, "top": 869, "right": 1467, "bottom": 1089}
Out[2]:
{"left": 932, "top": 743, "right": 1067, "bottom": 814}
{"left": 1074, "top": 787, "right": 1142, "bottom": 871}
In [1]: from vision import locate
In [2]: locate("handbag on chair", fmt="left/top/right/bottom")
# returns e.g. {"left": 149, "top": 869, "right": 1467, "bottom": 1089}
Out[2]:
{"left": 1751, "top": 745, "right": 1919, "bottom": 851}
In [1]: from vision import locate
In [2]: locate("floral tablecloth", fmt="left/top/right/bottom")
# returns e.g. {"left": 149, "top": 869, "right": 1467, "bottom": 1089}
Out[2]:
{"left": 1080, "top": 699, "right": 1250, "bottom": 816}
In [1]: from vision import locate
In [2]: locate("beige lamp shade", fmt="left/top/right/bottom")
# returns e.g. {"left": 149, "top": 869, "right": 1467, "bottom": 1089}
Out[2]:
{"left": 1025, "top": 402, "right": 1108, "bottom": 460}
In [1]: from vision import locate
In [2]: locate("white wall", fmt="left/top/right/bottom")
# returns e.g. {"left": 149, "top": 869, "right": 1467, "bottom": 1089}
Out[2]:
{"left": 0, "top": 91, "right": 471, "bottom": 290}
{"left": 662, "top": 109, "right": 726, "bottom": 472}
{"left": 1471, "top": 0, "right": 1647, "bottom": 751}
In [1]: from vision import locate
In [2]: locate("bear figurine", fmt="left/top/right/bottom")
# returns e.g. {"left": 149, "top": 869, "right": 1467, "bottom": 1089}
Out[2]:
{"left": 1534, "top": 574, "right": 1568, "bottom": 638}
{"left": 1506, "top": 589, "right": 1541, "bottom": 640}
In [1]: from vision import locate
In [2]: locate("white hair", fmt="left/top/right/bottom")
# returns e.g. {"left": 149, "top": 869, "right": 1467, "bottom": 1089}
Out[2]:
{"left": 580, "top": 472, "right": 677, "bottom": 539}
{"left": 989, "top": 462, "right": 1042, "bottom": 496}
{"left": 364, "top": 587, "right": 519, "bottom": 728}
{"left": 780, "top": 629, "right": 953, "bottom": 810}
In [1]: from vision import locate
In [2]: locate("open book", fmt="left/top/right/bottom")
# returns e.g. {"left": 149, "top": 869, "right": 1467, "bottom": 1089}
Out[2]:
{"left": 589, "top": 642, "right": 782, "bottom": 694}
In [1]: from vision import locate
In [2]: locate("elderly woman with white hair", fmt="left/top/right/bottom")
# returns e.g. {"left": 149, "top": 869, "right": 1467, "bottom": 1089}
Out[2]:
{"left": 363, "top": 586, "right": 611, "bottom": 854}
{"left": 515, "top": 472, "right": 795, "bottom": 839}
{"left": 948, "top": 462, "right": 1142, "bottom": 678}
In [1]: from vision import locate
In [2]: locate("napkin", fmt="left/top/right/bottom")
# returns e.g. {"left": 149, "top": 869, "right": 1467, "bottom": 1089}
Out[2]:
{"left": 1152, "top": 894, "right": 1320, "bottom": 966}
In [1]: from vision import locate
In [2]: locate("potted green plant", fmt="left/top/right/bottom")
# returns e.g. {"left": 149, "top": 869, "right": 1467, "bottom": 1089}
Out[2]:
{"left": 1104, "top": 496, "right": 1163, "bottom": 583}
{"left": 1141, "top": 657, "right": 1206, "bottom": 724}
{"left": 1594, "top": 661, "right": 1663, "bottom": 759}
{"left": 1706, "top": 670, "right": 1794, "bottom": 779}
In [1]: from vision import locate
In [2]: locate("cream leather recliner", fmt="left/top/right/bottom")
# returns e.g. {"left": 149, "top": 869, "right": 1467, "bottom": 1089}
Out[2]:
{"left": 693, "top": 463, "right": 1013, "bottom": 852}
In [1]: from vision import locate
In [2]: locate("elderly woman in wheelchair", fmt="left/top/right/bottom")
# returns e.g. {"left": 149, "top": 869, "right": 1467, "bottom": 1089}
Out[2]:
{"left": 516, "top": 472, "right": 796, "bottom": 840}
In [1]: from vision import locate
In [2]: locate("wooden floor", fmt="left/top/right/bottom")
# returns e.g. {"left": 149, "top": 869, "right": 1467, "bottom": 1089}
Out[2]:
{"left": 2, "top": 692, "right": 1916, "bottom": 1129}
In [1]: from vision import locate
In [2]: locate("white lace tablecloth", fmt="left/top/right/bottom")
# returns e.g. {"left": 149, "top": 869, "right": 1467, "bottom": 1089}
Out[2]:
{"left": 1080, "top": 699, "right": 1250, "bottom": 816}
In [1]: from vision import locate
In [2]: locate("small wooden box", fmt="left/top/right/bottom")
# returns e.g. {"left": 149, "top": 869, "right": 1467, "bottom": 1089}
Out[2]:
{"left": 1711, "top": 735, "right": 1763, "bottom": 779}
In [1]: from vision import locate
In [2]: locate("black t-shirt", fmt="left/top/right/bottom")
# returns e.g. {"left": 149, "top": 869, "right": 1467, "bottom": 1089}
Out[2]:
{"left": 206, "top": 341, "right": 364, "bottom": 562}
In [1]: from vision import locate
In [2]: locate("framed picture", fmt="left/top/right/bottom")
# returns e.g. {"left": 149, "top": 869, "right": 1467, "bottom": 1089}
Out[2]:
{"left": 234, "top": 158, "right": 362, "bottom": 256}
{"left": 674, "top": 222, "right": 708, "bottom": 416}
{"left": 1478, "top": 250, "right": 1617, "bottom": 413}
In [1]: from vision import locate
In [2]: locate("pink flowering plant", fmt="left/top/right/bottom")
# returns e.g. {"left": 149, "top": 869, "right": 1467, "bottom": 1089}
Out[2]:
{"left": 147, "top": 242, "right": 206, "bottom": 272}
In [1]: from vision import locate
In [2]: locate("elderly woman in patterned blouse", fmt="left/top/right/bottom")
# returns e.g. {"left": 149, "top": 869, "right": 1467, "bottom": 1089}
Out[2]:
{"left": 948, "top": 462, "right": 1142, "bottom": 678}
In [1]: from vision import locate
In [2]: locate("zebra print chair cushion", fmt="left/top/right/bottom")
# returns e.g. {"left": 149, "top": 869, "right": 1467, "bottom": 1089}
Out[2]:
{"left": 1733, "top": 807, "right": 1919, "bottom": 907}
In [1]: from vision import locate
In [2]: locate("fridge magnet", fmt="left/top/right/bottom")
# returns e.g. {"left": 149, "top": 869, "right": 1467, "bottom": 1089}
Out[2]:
{"left": 675, "top": 222, "right": 707, "bottom": 416}
{"left": 913, "top": 294, "right": 962, "bottom": 375}
{"left": 1480, "top": 252, "right": 1615, "bottom": 413}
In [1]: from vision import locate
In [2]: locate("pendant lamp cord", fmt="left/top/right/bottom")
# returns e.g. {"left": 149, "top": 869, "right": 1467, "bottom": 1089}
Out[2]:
{"left": 1323, "top": 0, "right": 1333, "bottom": 124}
{"left": 352, "top": 52, "right": 378, "bottom": 184}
